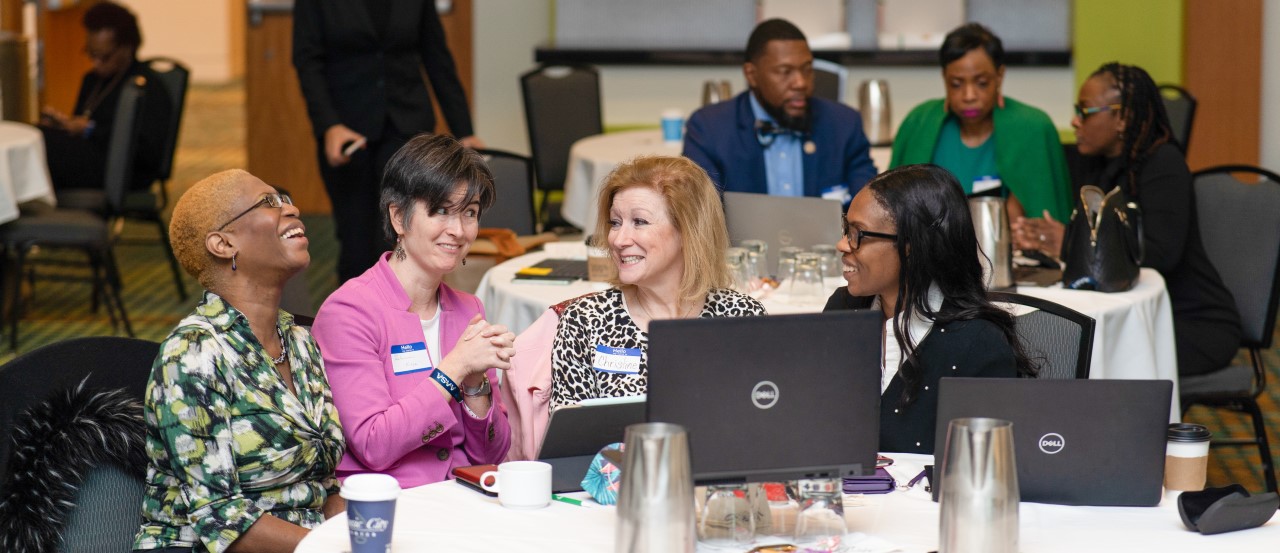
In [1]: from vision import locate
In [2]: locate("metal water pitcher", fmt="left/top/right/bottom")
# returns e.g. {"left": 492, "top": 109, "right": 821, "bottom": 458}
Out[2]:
{"left": 615, "top": 423, "right": 695, "bottom": 553}
{"left": 938, "top": 417, "right": 1020, "bottom": 553}
{"left": 969, "top": 197, "right": 1014, "bottom": 290}
{"left": 858, "top": 79, "right": 892, "bottom": 146}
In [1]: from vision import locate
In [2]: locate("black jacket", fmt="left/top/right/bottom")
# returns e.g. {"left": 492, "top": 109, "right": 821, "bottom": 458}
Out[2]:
{"left": 71, "top": 59, "right": 171, "bottom": 190}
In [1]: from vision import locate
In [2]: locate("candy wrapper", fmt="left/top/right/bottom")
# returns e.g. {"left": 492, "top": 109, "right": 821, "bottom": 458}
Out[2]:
{"left": 581, "top": 442, "right": 624, "bottom": 505}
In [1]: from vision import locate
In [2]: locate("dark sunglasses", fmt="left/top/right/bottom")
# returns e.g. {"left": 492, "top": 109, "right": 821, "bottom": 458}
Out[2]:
{"left": 840, "top": 216, "right": 898, "bottom": 249}
{"left": 217, "top": 192, "right": 293, "bottom": 231}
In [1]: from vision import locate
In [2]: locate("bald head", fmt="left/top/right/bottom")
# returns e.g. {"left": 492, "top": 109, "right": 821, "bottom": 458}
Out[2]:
{"left": 169, "top": 169, "right": 256, "bottom": 288}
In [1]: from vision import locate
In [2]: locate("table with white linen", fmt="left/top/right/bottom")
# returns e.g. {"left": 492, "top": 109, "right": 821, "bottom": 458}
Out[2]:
{"left": 295, "top": 453, "right": 1279, "bottom": 553}
{"left": 561, "top": 129, "right": 893, "bottom": 231}
{"left": 0, "top": 122, "right": 56, "bottom": 224}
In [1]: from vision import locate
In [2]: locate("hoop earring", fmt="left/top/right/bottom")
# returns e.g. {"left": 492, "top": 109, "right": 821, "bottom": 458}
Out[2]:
{"left": 394, "top": 236, "right": 407, "bottom": 262}
{"left": 231, "top": 252, "right": 238, "bottom": 271}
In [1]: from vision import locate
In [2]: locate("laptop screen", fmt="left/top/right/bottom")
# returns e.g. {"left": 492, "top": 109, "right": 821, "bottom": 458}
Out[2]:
{"left": 723, "top": 191, "right": 844, "bottom": 273}
{"left": 647, "top": 311, "right": 882, "bottom": 484}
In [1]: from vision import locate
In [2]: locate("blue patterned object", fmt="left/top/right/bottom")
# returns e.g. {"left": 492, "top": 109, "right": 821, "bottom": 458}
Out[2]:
{"left": 582, "top": 442, "right": 624, "bottom": 505}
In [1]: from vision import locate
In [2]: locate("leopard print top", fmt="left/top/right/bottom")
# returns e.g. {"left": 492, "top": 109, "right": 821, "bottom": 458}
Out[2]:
{"left": 550, "top": 287, "right": 767, "bottom": 411}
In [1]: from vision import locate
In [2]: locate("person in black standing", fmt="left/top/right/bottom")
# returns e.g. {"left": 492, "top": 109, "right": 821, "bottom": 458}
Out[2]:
{"left": 39, "top": 1, "right": 170, "bottom": 194}
{"left": 293, "top": 0, "right": 485, "bottom": 283}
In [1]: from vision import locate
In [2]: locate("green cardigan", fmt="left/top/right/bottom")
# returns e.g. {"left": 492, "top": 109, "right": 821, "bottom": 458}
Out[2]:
{"left": 890, "top": 97, "right": 1072, "bottom": 221}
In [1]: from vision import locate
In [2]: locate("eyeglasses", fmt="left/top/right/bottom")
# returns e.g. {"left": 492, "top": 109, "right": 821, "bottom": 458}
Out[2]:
{"left": 840, "top": 216, "right": 898, "bottom": 249}
{"left": 1074, "top": 103, "right": 1123, "bottom": 119}
{"left": 216, "top": 192, "right": 293, "bottom": 231}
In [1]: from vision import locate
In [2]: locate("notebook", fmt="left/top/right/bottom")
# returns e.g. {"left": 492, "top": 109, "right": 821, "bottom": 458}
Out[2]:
{"left": 723, "top": 191, "right": 845, "bottom": 273}
{"left": 646, "top": 311, "right": 882, "bottom": 484}
{"left": 537, "top": 397, "right": 645, "bottom": 492}
{"left": 513, "top": 258, "right": 589, "bottom": 283}
{"left": 934, "top": 378, "right": 1173, "bottom": 506}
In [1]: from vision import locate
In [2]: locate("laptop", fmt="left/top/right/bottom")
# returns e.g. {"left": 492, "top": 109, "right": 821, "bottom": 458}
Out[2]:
{"left": 537, "top": 397, "right": 645, "bottom": 492}
{"left": 935, "top": 378, "right": 1173, "bottom": 506}
{"left": 646, "top": 311, "right": 882, "bottom": 484}
{"left": 723, "top": 191, "right": 844, "bottom": 272}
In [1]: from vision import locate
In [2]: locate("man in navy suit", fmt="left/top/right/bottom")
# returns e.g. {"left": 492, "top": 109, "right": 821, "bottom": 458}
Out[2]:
{"left": 683, "top": 19, "right": 876, "bottom": 202}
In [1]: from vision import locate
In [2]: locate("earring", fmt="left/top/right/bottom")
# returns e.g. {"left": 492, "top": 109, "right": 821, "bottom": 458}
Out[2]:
{"left": 394, "top": 236, "right": 406, "bottom": 262}
{"left": 231, "top": 252, "right": 238, "bottom": 271}
{"left": 462, "top": 258, "right": 467, "bottom": 266}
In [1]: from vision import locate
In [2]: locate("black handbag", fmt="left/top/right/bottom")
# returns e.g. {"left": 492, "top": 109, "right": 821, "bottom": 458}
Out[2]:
{"left": 1061, "top": 184, "right": 1144, "bottom": 292}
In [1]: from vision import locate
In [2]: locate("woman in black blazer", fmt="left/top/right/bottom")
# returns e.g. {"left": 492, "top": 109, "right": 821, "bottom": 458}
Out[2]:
{"left": 293, "top": 0, "right": 484, "bottom": 283}
{"left": 825, "top": 164, "right": 1036, "bottom": 454}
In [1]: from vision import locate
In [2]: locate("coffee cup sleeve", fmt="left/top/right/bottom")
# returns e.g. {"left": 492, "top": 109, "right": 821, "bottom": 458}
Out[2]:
{"left": 582, "top": 442, "right": 624, "bottom": 506}
{"left": 1178, "top": 484, "right": 1280, "bottom": 535}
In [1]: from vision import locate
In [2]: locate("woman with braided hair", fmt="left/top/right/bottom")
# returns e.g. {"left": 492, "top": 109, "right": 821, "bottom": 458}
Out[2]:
{"left": 1013, "top": 63, "right": 1240, "bottom": 377}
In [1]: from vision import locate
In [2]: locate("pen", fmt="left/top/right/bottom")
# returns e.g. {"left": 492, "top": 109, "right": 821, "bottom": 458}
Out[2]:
{"left": 551, "top": 493, "right": 588, "bottom": 507}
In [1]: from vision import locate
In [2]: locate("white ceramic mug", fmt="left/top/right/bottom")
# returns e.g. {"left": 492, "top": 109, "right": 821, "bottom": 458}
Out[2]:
{"left": 480, "top": 460, "right": 552, "bottom": 509}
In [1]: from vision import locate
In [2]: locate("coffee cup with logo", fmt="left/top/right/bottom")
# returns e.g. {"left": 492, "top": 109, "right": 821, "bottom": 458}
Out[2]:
{"left": 341, "top": 473, "right": 400, "bottom": 553}
{"left": 1165, "top": 423, "right": 1212, "bottom": 497}
{"left": 480, "top": 460, "right": 553, "bottom": 509}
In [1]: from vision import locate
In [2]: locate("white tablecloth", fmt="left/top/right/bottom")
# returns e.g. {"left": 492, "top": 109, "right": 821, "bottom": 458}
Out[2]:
{"left": 561, "top": 129, "right": 893, "bottom": 231}
{"left": 296, "top": 454, "right": 1280, "bottom": 552}
{"left": 0, "top": 122, "right": 55, "bottom": 224}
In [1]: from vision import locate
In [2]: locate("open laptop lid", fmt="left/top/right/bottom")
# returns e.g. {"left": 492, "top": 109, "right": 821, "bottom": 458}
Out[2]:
{"left": 935, "top": 378, "right": 1172, "bottom": 506}
{"left": 647, "top": 311, "right": 881, "bottom": 484}
{"left": 723, "top": 191, "right": 844, "bottom": 272}
{"left": 537, "top": 398, "right": 645, "bottom": 493}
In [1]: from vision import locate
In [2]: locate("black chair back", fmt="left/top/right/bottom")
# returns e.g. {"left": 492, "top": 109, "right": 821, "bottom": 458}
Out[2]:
{"left": 811, "top": 59, "right": 846, "bottom": 103}
{"left": 520, "top": 64, "right": 603, "bottom": 193}
{"left": 989, "top": 292, "right": 1096, "bottom": 379}
{"left": 102, "top": 77, "right": 145, "bottom": 215}
{"left": 478, "top": 149, "right": 538, "bottom": 235}
{"left": 142, "top": 57, "right": 190, "bottom": 185}
{"left": 1158, "top": 84, "right": 1197, "bottom": 155}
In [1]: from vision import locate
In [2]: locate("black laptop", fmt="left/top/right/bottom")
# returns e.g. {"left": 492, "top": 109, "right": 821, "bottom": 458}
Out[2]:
{"left": 646, "top": 311, "right": 882, "bottom": 484}
{"left": 935, "top": 378, "right": 1173, "bottom": 506}
{"left": 537, "top": 398, "right": 645, "bottom": 492}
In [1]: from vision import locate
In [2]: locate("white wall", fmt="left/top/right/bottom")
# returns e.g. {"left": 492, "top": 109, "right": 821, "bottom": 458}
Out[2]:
{"left": 473, "top": 0, "right": 550, "bottom": 154}
{"left": 124, "top": 0, "right": 234, "bottom": 83}
{"left": 1262, "top": 0, "right": 1280, "bottom": 170}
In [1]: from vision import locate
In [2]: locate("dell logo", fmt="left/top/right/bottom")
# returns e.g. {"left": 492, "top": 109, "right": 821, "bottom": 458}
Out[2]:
{"left": 1038, "top": 433, "right": 1065, "bottom": 454}
{"left": 751, "top": 381, "right": 779, "bottom": 409}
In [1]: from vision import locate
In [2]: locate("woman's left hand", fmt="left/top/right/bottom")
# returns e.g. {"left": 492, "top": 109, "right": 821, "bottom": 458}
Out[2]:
{"left": 1012, "top": 210, "right": 1065, "bottom": 255}
{"left": 439, "top": 314, "right": 516, "bottom": 385}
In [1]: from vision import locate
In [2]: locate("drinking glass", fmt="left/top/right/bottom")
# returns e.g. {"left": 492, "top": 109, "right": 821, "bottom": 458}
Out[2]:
{"left": 793, "top": 478, "right": 847, "bottom": 551}
{"left": 776, "top": 246, "right": 804, "bottom": 286}
{"left": 698, "top": 484, "right": 755, "bottom": 547}
{"left": 725, "top": 247, "right": 750, "bottom": 293}
{"left": 739, "top": 239, "right": 769, "bottom": 279}
{"left": 810, "top": 244, "right": 841, "bottom": 279}
{"left": 789, "top": 253, "right": 825, "bottom": 303}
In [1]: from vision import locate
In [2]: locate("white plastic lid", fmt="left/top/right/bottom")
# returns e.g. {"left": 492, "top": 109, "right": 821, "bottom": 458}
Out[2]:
{"left": 662, "top": 109, "right": 683, "bottom": 119}
{"left": 340, "top": 473, "right": 401, "bottom": 502}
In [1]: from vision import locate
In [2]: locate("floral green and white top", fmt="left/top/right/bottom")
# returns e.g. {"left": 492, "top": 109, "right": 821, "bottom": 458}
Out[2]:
{"left": 134, "top": 292, "right": 345, "bottom": 552}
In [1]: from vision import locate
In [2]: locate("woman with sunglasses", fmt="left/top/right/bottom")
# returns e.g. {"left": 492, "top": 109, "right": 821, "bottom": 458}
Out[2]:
{"left": 825, "top": 164, "right": 1036, "bottom": 454}
{"left": 312, "top": 134, "right": 515, "bottom": 489}
{"left": 1012, "top": 63, "right": 1240, "bottom": 377}
{"left": 136, "top": 170, "right": 345, "bottom": 552}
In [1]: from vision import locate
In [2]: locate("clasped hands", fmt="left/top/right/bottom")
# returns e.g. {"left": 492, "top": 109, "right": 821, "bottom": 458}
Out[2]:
{"left": 439, "top": 313, "right": 516, "bottom": 391}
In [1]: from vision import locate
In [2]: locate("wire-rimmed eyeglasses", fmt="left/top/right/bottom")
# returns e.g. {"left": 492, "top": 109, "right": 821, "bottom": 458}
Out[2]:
{"left": 216, "top": 192, "right": 293, "bottom": 231}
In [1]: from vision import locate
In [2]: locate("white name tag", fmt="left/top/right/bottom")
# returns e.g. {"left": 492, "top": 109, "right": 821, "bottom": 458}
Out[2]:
{"left": 390, "top": 342, "right": 433, "bottom": 375}
{"left": 820, "top": 184, "right": 851, "bottom": 204}
{"left": 592, "top": 345, "right": 642, "bottom": 375}
{"left": 972, "top": 175, "right": 1002, "bottom": 194}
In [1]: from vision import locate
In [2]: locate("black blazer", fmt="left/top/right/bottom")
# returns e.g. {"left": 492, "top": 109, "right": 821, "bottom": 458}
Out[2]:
{"left": 824, "top": 288, "right": 1018, "bottom": 454}
{"left": 292, "top": 0, "right": 474, "bottom": 142}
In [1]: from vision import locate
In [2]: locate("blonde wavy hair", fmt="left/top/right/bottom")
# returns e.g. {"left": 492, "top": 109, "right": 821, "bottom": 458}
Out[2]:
{"left": 169, "top": 169, "right": 253, "bottom": 289}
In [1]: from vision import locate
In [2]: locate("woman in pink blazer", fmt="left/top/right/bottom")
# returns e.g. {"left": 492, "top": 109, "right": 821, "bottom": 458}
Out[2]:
{"left": 312, "top": 134, "right": 515, "bottom": 488}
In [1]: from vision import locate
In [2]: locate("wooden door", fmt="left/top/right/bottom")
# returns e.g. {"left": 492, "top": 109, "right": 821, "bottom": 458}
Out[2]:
{"left": 1183, "top": 0, "right": 1262, "bottom": 170}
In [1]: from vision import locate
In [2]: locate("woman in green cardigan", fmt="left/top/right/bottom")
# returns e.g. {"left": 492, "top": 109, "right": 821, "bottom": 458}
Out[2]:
{"left": 890, "top": 23, "right": 1071, "bottom": 223}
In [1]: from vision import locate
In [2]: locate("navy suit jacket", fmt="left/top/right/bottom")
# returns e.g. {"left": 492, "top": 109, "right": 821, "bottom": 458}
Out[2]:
{"left": 682, "top": 92, "right": 877, "bottom": 197}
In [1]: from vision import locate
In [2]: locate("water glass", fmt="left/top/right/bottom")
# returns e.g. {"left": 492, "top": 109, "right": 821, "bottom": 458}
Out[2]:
{"left": 789, "top": 253, "right": 825, "bottom": 302}
{"left": 698, "top": 484, "right": 755, "bottom": 547}
{"left": 810, "top": 244, "right": 841, "bottom": 279}
{"left": 725, "top": 247, "right": 750, "bottom": 293}
{"left": 776, "top": 246, "right": 804, "bottom": 285}
{"left": 793, "top": 478, "right": 847, "bottom": 551}
{"left": 739, "top": 239, "right": 769, "bottom": 279}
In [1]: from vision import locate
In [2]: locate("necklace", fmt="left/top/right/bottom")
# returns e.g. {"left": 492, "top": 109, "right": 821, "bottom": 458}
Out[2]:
{"left": 79, "top": 69, "right": 128, "bottom": 119}
{"left": 272, "top": 327, "right": 288, "bottom": 365}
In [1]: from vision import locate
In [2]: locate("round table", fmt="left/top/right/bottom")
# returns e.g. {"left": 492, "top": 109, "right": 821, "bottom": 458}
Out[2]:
{"left": 0, "top": 121, "right": 55, "bottom": 224}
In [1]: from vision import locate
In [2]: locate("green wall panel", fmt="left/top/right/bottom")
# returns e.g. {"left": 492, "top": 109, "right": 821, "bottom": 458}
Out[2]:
{"left": 1074, "top": 0, "right": 1184, "bottom": 88}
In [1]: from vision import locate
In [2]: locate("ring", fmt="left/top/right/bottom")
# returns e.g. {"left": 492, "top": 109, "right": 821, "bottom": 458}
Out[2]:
{"left": 1039, "top": 234, "right": 1047, "bottom": 242}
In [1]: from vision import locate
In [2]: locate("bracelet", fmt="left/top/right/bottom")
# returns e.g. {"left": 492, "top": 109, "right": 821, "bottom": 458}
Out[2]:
{"left": 462, "top": 375, "right": 491, "bottom": 398}
{"left": 430, "top": 368, "right": 463, "bottom": 402}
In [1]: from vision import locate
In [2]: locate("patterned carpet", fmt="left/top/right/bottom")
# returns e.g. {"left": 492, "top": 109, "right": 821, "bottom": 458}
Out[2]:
{"left": 6, "top": 82, "right": 1280, "bottom": 493}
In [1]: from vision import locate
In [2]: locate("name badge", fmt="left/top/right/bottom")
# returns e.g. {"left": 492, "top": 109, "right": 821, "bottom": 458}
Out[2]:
{"left": 390, "top": 342, "right": 432, "bottom": 375}
{"left": 972, "top": 175, "right": 1002, "bottom": 194}
{"left": 592, "top": 345, "right": 642, "bottom": 375}
{"left": 820, "top": 184, "right": 851, "bottom": 204}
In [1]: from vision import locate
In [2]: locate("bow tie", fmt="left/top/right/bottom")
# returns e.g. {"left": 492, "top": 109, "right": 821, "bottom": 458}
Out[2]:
{"left": 755, "top": 120, "right": 805, "bottom": 147}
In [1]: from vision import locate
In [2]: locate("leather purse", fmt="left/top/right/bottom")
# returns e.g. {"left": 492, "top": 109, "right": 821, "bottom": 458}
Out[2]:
{"left": 1061, "top": 184, "right": 1144, "bottom": 292}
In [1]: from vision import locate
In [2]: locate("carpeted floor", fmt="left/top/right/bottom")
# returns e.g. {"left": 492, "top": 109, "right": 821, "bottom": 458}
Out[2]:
{"left": 6, "top": 82, "right": 1280, "bottom": 494}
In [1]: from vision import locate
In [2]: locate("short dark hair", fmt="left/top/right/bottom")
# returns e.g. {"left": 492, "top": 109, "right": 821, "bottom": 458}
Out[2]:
{"left": 83, "top": 1, "right": 142, "bottom": 51}
{"left": 939, "top": 23, "right": 1003, "bottom": 69}
{"left": 379, "top": 133, "right": 496, "bottom": 241}
{"left": 745, "top": 19, "right": 807, "bottom": 63}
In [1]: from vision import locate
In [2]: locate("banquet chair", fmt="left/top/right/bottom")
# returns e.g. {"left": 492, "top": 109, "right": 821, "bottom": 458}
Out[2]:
{"left": 520, "top": 64, "right": 603, "bottom": 229}
{"left": 989, "top": 291, "right": 1095, "bottom": 379}
{"left": 1158, "top": 84, "right": 1197, "bottom": 155}
{"left": 473, "top": 149, "right": 558, "bottom": 262}
{"left": 812, "top": 58, "right": 848, "bottom": 103}
{"left": 0, "top": 78, "right": 143, "bottom": 351}
{"left": 1181, "top": 165, "right": 1280, "bottom": 493}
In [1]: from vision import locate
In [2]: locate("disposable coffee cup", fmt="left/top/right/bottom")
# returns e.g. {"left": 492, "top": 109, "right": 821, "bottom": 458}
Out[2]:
{"left": 587, "top": 245, "right": 612, "bottom": 282}
{"left": 1164, "top": 423, "right": 1211, "bottom": 496}
{"left": 341, "top": 473, "right": 400, "bottom": 553}
{"left": 480, "top": 460, "right": 552, "bottom": 509}
{"left": 661, "top": 109, "right": 684, "bottom": 144}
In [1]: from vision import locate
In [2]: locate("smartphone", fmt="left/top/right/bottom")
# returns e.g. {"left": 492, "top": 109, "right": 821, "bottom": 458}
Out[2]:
{"left": 452, "top": 464, "right": 498, "bottom": 497}
{"left": 341, "top": 137, "right": 367, "bottom": 157}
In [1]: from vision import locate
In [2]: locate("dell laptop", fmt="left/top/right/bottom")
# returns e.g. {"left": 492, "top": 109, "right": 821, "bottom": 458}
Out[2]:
{"left": 723, "top": 191, "right": 844, "bottom": 273}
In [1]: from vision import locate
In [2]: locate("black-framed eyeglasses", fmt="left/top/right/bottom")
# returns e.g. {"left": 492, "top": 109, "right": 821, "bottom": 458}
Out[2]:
{"left": 216, "top": 192, "right": 293, "bottom": 231}
{"left": 1073, "top": 103, "right": 1122, "bottom": 119}
{"left": 841, "top": 216, "right": 897, "bottom": 249}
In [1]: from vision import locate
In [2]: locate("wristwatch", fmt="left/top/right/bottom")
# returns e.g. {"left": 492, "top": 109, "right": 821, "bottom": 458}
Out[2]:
{"left": 461, "top": 375, "right": 491, "bottom": 398}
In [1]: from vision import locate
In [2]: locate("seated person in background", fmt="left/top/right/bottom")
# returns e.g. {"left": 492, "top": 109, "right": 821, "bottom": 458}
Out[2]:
{"left": 683, "top": 18, "right": 876, "bottom": 202}
{"left": 1012, "top": 63, "right": 1241, "bottom": 377}
{"left": 312, "top": 134, "right": 514, "bottom": 489}
{"left": 890, "top": 23, "right": 1070, "bottom": 223}
{"left": 135, "top": 170, "right": 344, "bottom": 552}
{"left": 39, "top": 1, "right": 170, "bottom": 195}
{"left": 551, "top": 156, "right": 767, "bottom": 410}
{"left": 825, "top": 164, "right": 1036, "bottom": 454}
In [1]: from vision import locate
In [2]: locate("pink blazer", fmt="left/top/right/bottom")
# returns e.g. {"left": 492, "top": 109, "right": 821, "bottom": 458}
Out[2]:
{"left": 312, "top": 254, "right": 511, "bottom": 488}
{"left": 502, "top": 308, "right": 559, "bottom": 461}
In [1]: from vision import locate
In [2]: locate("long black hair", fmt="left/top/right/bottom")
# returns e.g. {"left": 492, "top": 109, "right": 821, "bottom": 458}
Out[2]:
{"left": 1090, "top": 63, "right": 1176, "bottom": 195}
{"left": 868, "top": 165, "right": 1037, "bottom": 405}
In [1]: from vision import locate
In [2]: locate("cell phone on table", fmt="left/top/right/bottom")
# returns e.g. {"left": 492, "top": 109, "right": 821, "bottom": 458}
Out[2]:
{"left": 341, "top": 137, "right": 367, "bottom": 157}
{"left": 452, "top": 464, "right": 498, "bottom": 497}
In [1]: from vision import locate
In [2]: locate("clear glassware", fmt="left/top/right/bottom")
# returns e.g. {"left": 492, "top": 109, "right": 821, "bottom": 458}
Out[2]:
{"left": 793, "top": 478, "right": 847, "bottom": 551}
{"left": 739, "top": 239, "right": 769, "bottom": 279}
{"left": 776, "top": 246, "right": 804, "bottom": 288}
{"left": 725, "top": 247, "right": 750, "bottom": 293}
{"left": 698, "top": 484, "right": 755, "bottom": 547}
{"left": 789, "top": 253, "right": 825, "bottom": 303}
{"left": 744, "top": 251, "right": 764, "bottom": 290}
{"left": 810, "top": 244, "right": 841, "bottom": 279}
